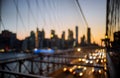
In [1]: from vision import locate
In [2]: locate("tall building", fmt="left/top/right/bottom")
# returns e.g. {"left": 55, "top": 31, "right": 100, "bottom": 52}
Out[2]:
{"left": 87, "top": 27, "right": 91, "bottom": 44}
{"left": 0, "top": 30, "right": 21, "bottom": 52}
{"left": 50, "top": 30, "right": 57, "bottom": 49}
{"left": 42, "top": 29, "right": 45, "bottom": 39}
{"left": 68, "top": 29, "right": 74, "bottom": 48}
{"left": 29, "top": 31, "right": 35, "bottom": 50}
{"left": 36, "top": 28, "right": 45, "bottom": 49}
{"left": 61, "top": 31, "right": 65, "bottom": 40}
{"left": 75, "top": 26, "right": 78, "bottom": 46}
{"left": 68, "top": 29, "right": 73, "bottom": 41}
{"left": 40, "top": 29, "right": 45, "bottom": 48}
{"left": 61, "top": 31, "right": 65, "bottom": 49}
{"left": 22, "top": 37, "right": 29, "bottom": 51}
{"left": 80, "top": 35, "right": 86, "bottom": 46}
{"left": 35, "top": 28, "right": 39, "bottom": 48}
{"left": 10, "top": 33, "right": 16, "bottom": 49}
{"left": 38, "top": 29, "right": 45, "bottom": 48}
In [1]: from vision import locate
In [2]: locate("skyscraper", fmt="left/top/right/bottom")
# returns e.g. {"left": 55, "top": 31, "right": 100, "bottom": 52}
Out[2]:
{"left": 68, "top": 29, "right": 74, "bottom": 48}
{"left": 61, "top": 31, "right": 65, "bottom": 40}
{"left": 87, "top": 27, "right": 91, "bottom": 44}
{"left": 35, "top": 28, "right": 39, "bottom": 48}
{"left": 61, "top": 31, "right": 65, "bottom": 49}
{"left": 75, "top": 26, "right": 78, "bottom": 46}
{"left": 68, "top": 29, "right": 73, "bottom": 41}
{"left": 29, "top": 31, "right": 35, "bottom": 49}
{"left": 35, "top": 28, "right": 45, "bottom": 48}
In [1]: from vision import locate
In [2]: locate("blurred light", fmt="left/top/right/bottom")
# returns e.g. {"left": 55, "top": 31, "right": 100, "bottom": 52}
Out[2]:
{"left": 89, "top": 56, "right": 92, "bottom": 59}
{"left": 51, "top": 34, "right": 53, "bottom": 38}
{"left": 78, "top": 66, "right": 81, "bottom": 68}
{"left": 90, "top": 60, "right": 93, "bottom": 64}
{"left": 72, "top": 65, "right": 77, "bottom": 70}
{"left": 92, "top": 68, "right": 94, "bottom": 72}
{"left": 104, "top": 66, "right": 107, "bottom": 71}
{"left": 0, "top": 49, "right": 5, "bottom": 52}
{"left": 63, "top": 68, "right": 67, "bottom": 71}
{"left": 69, "top": 68, "right": 73, "bottom": 72}
{"left": 78, "top": 58, "right": 81, "bottom": 61}
{"left": 104, "top": 59, "right": 106, "bottom": 62}
{"left": 82, "top": 59, "right": 85, "bottom": 61}
{"left": 93, "top": 56, "right": 96, "bottom": 59}
{"left": 34, "top": 48, "right": 54, "bottom": 54}
{"left": 79, "top": 72, "right": 83, "bottom": 76}
{"left": 86, "top": 60, "right": 89, "bottom": 63}
{"left": 96, "top": 59, "right": 99, "bottom": 63}
{"left": 95, "top": 49, "right": 98, "bottom": 52}
{"left": 84, "top": 67, "right": 87, "bottom": 70}
{"left": 98, "top": 56, "right": 101, "bottom": 58}
{"left": 103, "top": 53, "right": 105, "bottom": 56}
{"left": 99, "top": 70, "right": 102, "bottom": 74}
{"left": 101, "top": 60, "right": 103, "bottom": 63}
{"left": 105, "top": 35, "right": 108, "bottom": 39}
{"left": 77, "top": 48, "right": 81, "bottom": 52}
{"left": 84, "top": 55, "right": 87, "bottom": 58}
{"left": 73, "top": 71, "right": 76, "bottom": 74}
{"left": 73, "top": 65, "right": 77, "bottom": 68}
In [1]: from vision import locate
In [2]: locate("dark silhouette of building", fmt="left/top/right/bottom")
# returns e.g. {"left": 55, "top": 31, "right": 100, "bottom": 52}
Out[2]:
{"left": 62, "top": 31, "right": 65, "bottom": 40}
{"left": 50, "top": 30, "right": 59, "bottom": 49}
{"left": 80, "top": 35, "right": 86, "bottom": 46}
{"left": 68, "top": 29, "right": 74, "bottom": 41}
{"left": 75, "top": 26, "right": 78, "bottom": 46}
{"left": 68, "top": 29, "right": 74, "bottom": 48}
{"left": 38, "top": 29, "right": 45, "bottom": 48}
{"left": 0, "top": 30, "right": 22, "bottom": 52}
{"left": 43, "top": 38, "right": 51, "bottom": 48}
{"left": 61, "top": 31, "right": 65, "bottom": 49}
{"left": 87, "top": 27, "right": 91, "bottom": 45}
{"left": 51, "top": 30, "right": 56, "bottom": 39}
{"left": 22, "top": 37, "right": 29, "bottom": 51}
{"left": 28, "top": 31, "right": 35, "bottom": 50}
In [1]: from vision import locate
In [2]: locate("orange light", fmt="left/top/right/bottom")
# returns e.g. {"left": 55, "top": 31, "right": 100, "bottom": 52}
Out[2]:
{"left": 63, "top": 68, "right": 67, "bottom": 71}
{"left": 105, "top": 35, "right": 108, "bottom": 39}
{"left": 69, "top": 69, "right": 73, "bottom": 72}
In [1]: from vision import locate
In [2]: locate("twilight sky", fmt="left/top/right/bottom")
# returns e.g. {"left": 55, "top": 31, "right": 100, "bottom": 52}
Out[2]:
{"left": 1, "top": 0, "right": 106, "bottom": 45}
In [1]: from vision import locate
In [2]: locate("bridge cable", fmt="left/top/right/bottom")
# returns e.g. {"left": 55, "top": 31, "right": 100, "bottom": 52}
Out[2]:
{"left": 52, "top": 0, "right": 61, "bottom": 36}
{"left": 0, "top": 0, "right": 5, "bottom": 32}
{"left": 36, "top": 0, "right": 39, "bottom": 28}
{"left": 75, "top": 0, "right": 89, "bottom": 28}
{"left": 13, "top": 0, "right": 27, "bottom": 34}
{"left": 26, "top": 0, "right": 38, "bottom": 28}
{"left": 37, "top": 0, "right": 46, "bottom": 29}
{"left": 106, "top": 0, "right": 120, "bottom": 40}
{"left": 75, "top": 0, "right": 96, "bottom": 44}
{"left": 15, "top": 0, "right": 18, "bottom": 36}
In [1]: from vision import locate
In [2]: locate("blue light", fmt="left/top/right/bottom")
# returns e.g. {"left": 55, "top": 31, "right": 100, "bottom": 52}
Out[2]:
{"left": 34, "top": 49, "right": 54, "bottom": 54}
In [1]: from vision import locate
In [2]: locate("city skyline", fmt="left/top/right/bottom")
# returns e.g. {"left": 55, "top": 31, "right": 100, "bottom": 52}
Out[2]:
{"left": 1, "top": 0, "right": 106, "bottom": 45}
{"left": 0, "top": 0, "right": 120, "bottom": 78}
